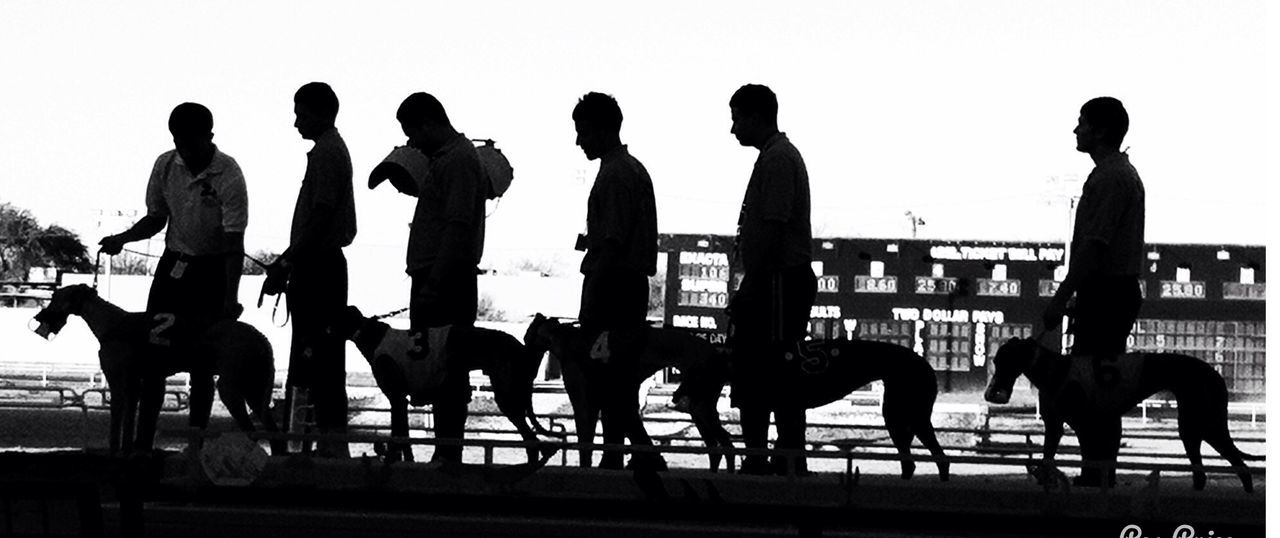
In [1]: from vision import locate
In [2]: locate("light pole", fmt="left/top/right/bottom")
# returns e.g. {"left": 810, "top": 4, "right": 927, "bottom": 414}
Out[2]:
{"left": 904, "top": 211, "right": 925, "bottom": 239}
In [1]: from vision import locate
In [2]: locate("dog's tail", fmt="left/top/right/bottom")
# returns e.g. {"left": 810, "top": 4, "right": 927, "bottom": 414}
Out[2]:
{"left": 527, "top": 408, "right": 567, "bottom": 439}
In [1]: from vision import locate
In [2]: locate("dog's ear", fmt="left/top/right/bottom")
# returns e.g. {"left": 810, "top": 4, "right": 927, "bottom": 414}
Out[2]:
{"left": 344, "top": 305, "right": 364, "bottom": 320}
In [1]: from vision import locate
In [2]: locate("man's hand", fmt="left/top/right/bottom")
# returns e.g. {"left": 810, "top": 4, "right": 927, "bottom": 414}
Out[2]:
{"left": 98, "top": 235, "right": 126, "bottom": 256}
{"left": 1042, "top": 296, "right": 1068, "bottom": 331}
{"left": 262, "top": 260, "right": 290, "bottom": 296}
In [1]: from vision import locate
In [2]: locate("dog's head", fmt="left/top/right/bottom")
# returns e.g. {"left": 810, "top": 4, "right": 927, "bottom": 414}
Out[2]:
{"left": 32, "top": 284, "right": 97, "bottom": 339}
{"left": 523, "top": 313, "right": 560, "bottom": 355}
{"left": 328, "top": 305, "right": 369, "bottom": 341}
{"left": 984, "top": 337, "right": 1042, "bottom": 404}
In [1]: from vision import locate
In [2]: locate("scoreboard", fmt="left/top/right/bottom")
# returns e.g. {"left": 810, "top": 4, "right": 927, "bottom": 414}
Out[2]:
{"left": 659, "top": 235, "right": 1266, "bottom": 401}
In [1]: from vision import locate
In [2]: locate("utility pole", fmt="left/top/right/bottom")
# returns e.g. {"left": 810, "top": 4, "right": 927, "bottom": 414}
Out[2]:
{"left": 904, "top": 211, "right": 925, "bottom": 239}
{"left": 1045, "top": 176, "right": 1082, "bottom": 353}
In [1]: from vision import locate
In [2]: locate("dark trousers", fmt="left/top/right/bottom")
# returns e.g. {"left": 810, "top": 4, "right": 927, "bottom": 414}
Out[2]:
{"left": 410, "top": 264, "right": 478, "bottom": 462}
{"left": 579, "top": 269, "right": 652, "bottom": 464}
{"left": 141, "top": 249, "right": 236, "bottom": 446}
{"left": 147, "top": 249, "right": 234, "bottom": 337}
{"left": 286, "top": 249, "right": 349, "bottom": 431}
{"left": 1068, "top": 275, "right": 1142, "bottom": 356}
{"left": 727, "top": 265, "right": 817, "bottom": 471}
{"left": 1067, "top": 274, "right": 1141, "bottom": 485}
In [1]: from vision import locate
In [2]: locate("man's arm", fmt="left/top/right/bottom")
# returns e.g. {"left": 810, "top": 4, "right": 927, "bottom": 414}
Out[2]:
{"left": 743, "top": 153, "right": 795, "bottom": 274}
{"left": 282, "top": 200, "right": 336, "bottom": 262}
{"left": 1043, "top": 237, "right": 1107, "bottom": 330}
{"left": 99, "top": 215, "right": 166, "bottom": 255}
{"left": 222, "top": 230, "right": 245, "bottom": 316}
{"left": 429, "top": 158, "right": 483, "bottom": 287}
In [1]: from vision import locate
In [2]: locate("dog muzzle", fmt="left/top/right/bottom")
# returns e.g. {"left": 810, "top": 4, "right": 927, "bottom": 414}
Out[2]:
{"left": 30, "top": 309, "right": 67, "bottom": 340}
{"left": 984, "top": 386, "right": 1010, "bottom": 404}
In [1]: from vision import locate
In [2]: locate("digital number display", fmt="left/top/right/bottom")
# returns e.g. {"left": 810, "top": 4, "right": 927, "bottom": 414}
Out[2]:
{"left": 976, "top": 279, "right": 1021, "bottom": 297}
{"left": 677, "top": 250, "right": 730, "bottom": 307}
{"left": 854, "top": 275, "right": 897, "bottom": 293}
{"left": 678, "top": 264, "right": 729, "bottom": 280}
{"left": 1039, "top": 279, "right": 1060, "bottom": 297}
{"left": 817, "top": 275, "right": 840, "bottom": 293}
{"left": 915, "top": 276, "right": 958, "bottom": 295}
{"left": 1160, "top": 281, "right": 1206, "bottom": 299}
{"left": 1223, "top": 282, "right": 1265, "bottom": 301}
{"left": 678, "top": 291, "right": 728, "bottom": 308}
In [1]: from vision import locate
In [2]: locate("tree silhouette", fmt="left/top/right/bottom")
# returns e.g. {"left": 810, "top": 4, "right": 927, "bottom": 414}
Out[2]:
{"left": 0, "top": 203, "right": 92, "bottom": 280}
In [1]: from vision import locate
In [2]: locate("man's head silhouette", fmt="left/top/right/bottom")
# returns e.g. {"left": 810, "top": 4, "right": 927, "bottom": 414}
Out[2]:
{"left": 396, "top": 92, "right": 454, "bottom": 153}
{"left": 1075, "top": 97, "right": 1128, "bottom": 154}
{"left": 168, "top": 102, "right": 215, "bottom": 175}
{"left": 729, "top": 84, "right": 779, "bottom": 149}
{"left": 572, "top": 92, "right": 623, "bottom": 160}
{"left": 294, "top": 82, "right": 339, "bottom": 141}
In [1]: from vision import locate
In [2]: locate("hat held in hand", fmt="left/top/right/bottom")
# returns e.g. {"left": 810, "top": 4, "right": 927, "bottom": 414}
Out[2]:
{"left": 369, "top": 146, "right": 430, "bottom": 196}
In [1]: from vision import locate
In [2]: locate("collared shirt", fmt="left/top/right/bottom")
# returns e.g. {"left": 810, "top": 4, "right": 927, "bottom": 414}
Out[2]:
{"left": 290, "top": 128, "right": 356, "bottom": 253}
{"left": 144, "top": 146, "right": 248, "bottom": 256}
{"left": 1072, "top": 151, "right": 1145, "bottom": 276}
{"left": 735, "top": 132, "right": 812, "bottom": 273}
{"left": 406, "top": 134, "right": 487, "bottom": 273}
{"left": 581, "top": 145, "right": 658, "bottom": 276}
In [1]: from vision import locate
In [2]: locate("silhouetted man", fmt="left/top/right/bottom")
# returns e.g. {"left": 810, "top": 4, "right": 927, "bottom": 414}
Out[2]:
{"left": 1043, "top": 96, "right": 1145, "bottom": 486}
{"left": 397, "top": 92, "right": 487, "bottom": 464}
{"left": 271, "top": 82, "right": 357, "bottom": 457}
{"left": 572, "top": 92, "right": 660, "bottom": 470}
{"left": 725, "top": 84, "right": 817, "bottom": 475}
{"left": 99, "top": 102, "right": 248, "bottom": 444}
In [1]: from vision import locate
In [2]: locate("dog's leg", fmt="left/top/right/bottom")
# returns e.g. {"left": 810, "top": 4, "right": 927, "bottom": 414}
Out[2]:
{"left": 186, "top": 370, "right": 217, "bottom": 455}
{"left": 251, "top": 389, "right": 286, "bottom": 456}
{"left": 1040, "top": 398, "right": 1066, "bottom": 466}
{"left": 562, "top": 369, "right": 597, "bottom": 468}
{"left": 387, "top": 393, "right": 412, "bottom": 463}
{"left": 610, "top": 380, "right": 665, "bottom": 472}
{"left": 1177, "top": 409, "right": 1208, "bottom": 491}
{"left": 134, "top": 372, "right": 167, "bottom": 453}
{"left": 217, "top": 377, "right": 255, "bottom": 432}
{"left": 99, "top": 346, "right": 128, "bottom": 455}
{"left": 494, "top": 387, "right": 543, "bottom": 465}
{"left": 188, "top": 370, "right": 215, "bottom": 430}
{"left": 119, "top": 373, "right": 140, "bottom": 455}
{"left": 108, "top": 390, "right": 124, "bottom": 455}
{"left": 912, "top": 412, "right": 950, "bottom": 482}
{"left": 883, "top": 400, "right": 916, "bottom": 480}
{"left": 688, "top": 399, "right": 727, "bottom": 472}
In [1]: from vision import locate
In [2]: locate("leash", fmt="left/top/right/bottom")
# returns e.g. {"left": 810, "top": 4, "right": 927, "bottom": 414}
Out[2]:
{"left": 92, "top": 251, "right": 104, "bottom": 290}
{"left": 372, "top": 306, "right": 410, "bottom": 321}
{"left": 100, "top": 247, "right": 285, "bottom": 323}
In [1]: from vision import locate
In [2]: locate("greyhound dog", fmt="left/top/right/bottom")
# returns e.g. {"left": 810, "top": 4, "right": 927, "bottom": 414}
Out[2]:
{"left": 984, "top": 337, "right": 1258, "bottom": 492}
{"left": 32, "top": 284, "right": 283, "bottom": 455}
{"left": 723, "top": 338, "right": 950, "bottom": 480}
{"left": 523, "top": 314, "right": 735, "bottom": 472}
{"left": 330, "top": 306, "right": 558, "bottom": 464}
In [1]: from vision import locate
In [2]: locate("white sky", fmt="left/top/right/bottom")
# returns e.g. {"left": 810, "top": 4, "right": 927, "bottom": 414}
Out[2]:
{"left": 0, "top": 1, "right": 1273, "bottom": 278}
